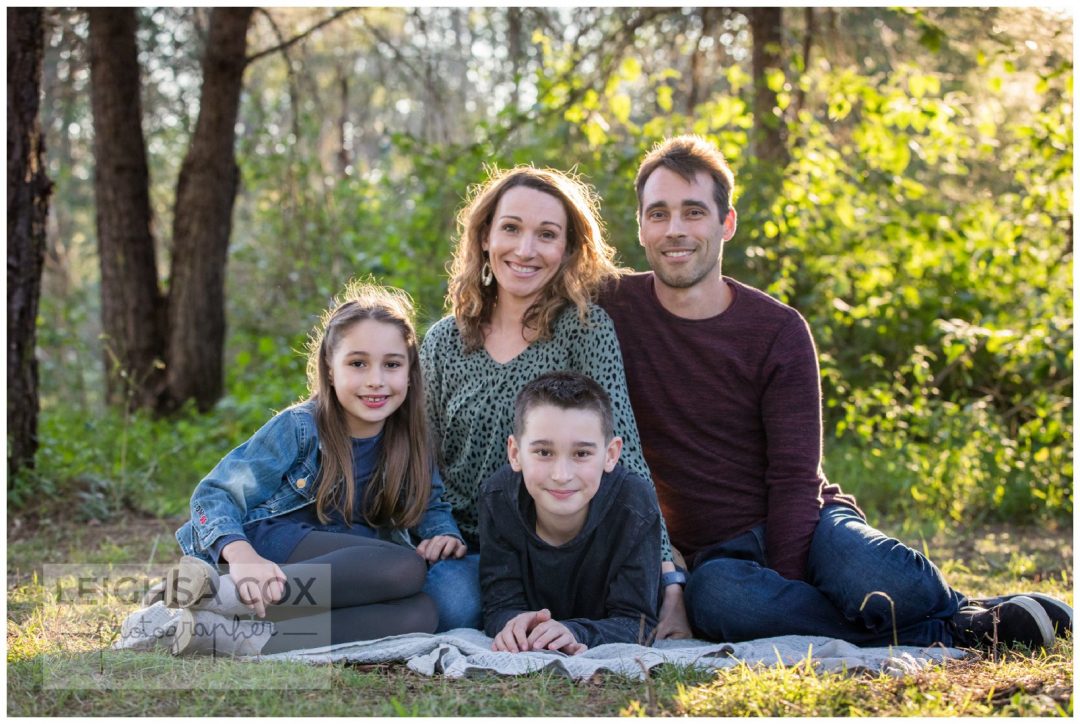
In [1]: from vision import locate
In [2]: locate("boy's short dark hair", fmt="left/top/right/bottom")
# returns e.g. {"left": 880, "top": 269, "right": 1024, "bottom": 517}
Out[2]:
{"left": 513, "top": 371, "right": 615, "bottom": 441}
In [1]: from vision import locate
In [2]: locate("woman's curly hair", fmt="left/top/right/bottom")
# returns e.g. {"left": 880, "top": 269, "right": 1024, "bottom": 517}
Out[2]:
{"left": 445, "top": 166, "right": 624, "bottom": 352}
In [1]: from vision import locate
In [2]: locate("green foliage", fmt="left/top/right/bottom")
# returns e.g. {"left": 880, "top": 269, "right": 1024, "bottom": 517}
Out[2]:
{"left": 761, "top": 57, "right": 1073, "bottom": 524}
{"left": 11, "top": 329, "right": 310, "bottom": 520}
{"left": 27, "top": 8, "right": 1072, "bottom": 527}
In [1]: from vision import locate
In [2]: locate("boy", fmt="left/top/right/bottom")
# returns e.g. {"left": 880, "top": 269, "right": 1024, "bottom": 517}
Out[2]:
{"left": 479, "top": 371, "right": 662, "bottom": 654}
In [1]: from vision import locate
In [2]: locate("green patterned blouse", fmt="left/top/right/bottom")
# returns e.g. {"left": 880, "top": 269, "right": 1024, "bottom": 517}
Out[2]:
{"left": 420, "top": 302, "right": 672, "bottom": 559}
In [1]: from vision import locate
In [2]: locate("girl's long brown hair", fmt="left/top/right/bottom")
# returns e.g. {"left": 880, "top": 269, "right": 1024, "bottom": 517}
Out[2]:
{"left": 304, "top": 281, "right": 431, "bottom": 529}
{"left": 446, "top": 166, "right": 624, "bottom": 352}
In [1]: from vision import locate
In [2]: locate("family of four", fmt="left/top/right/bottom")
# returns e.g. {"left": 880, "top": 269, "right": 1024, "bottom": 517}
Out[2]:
{"left": 129, "top": 135, "right": 1069, "bottom": 657}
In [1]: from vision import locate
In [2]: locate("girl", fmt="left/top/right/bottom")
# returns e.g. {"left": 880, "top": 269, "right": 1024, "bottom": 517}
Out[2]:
{"left": 419, "top": 166, "right": 683, "bottom": 635}
{"left": 158, "top": 281, "right": 466, "bottom": 656}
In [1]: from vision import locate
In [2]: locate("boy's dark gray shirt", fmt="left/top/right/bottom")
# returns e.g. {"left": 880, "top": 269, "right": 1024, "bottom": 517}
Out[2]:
{"left": 479, "top": 462, "right": 661, "bottom": 648}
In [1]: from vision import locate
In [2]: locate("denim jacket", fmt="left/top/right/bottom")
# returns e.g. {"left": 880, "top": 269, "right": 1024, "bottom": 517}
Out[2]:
{"left": 175, "top": 400, "right": 463, "bottom": 567}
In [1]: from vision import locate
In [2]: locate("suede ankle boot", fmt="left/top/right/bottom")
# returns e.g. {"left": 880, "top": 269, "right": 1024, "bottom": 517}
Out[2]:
{"left": 170, "top": 609, "right": 274, "bottom": 657}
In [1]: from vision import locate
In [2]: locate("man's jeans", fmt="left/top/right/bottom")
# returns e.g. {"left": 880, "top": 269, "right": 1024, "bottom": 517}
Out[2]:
{"left": 422, "top": 553, "right": 483, "bottom": 632}
{"left": 685, "top": 505, "right": 966, "bottom": 646}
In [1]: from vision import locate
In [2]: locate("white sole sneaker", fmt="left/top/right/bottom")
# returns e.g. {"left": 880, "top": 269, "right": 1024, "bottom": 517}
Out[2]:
{"left": 969, "top": 592, "right": 1072, "bottom": 637}
{"left": 1008, "top": 595, "right": 1056, "bottom": 649}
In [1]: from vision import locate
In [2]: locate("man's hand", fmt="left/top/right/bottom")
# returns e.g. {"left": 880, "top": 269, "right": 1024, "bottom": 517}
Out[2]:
{"left": 492, "top": 609, "right": 587, "bottom": 655}
{"left": 416, "top": 535, "right": 467, "bottom": 562}
{"left": 221, "top": 540, "right": 286, "bottom": 618}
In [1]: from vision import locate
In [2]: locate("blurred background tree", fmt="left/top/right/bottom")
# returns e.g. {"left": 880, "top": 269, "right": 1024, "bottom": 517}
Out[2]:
{"left": 12, "top": 7, "right": 1071, "bottom": 530}
{"left": 7, "top": 7, "right": 52, "bottom": 477}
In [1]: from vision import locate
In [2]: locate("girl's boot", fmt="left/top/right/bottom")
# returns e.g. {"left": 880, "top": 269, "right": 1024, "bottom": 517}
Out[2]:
{"left": 117, "top": 601, "right": 181, "bottom": 651}
{"left": 170, "top": 609, "right": 274, "bottom": 657}
{"left": 162, "top": 556, "right": 255, "bottom": 617}
{"left": 163, "top": 555, "right": 218, "bottom": 608}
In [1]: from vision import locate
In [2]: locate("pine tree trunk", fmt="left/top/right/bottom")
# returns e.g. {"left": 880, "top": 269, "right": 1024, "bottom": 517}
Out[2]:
{"left": 749, "top": 7, "right": 789, "bottom": 169}
{"left": 164, "top": 8, "right": 253, "bottom": 412}
{"left": 7, "top": 8, "right": 53, "bottom": 475}
{"left": 88, "top": 8, "right": 167, "bottom": 409}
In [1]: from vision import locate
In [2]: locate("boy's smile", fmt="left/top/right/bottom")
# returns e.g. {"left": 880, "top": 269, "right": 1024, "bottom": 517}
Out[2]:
{"left": 508, "top": 404, "right": 622, "bottom": 546}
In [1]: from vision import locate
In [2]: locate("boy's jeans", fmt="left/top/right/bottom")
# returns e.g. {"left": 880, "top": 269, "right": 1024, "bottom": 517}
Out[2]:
{"left": 423, "top": 553, "right": 483, "bottom": 632}
{"left": 685, "top": 505, "right": 966, "bottom": 646}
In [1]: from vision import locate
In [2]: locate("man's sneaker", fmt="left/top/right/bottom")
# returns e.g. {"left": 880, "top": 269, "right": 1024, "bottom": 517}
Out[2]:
{"left": 951, "top": 595, "right": 1055, "bottom": 650}
{"left": 170, "top": 609, "right": 273, "bottom": 657}
{"left": 966, "top": 593, "right": 1072, "bottom": 638}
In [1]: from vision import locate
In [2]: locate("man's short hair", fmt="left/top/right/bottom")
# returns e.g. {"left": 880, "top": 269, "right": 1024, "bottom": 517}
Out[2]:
{"left": 513, "top": 371, "right": 615, "bottom": 441}
{"left": 635, "top": 135, "right": 736, "bottom": 219}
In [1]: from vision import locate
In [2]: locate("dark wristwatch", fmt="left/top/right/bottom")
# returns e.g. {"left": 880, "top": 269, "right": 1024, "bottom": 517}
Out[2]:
{"left": 661, "top": 569, "right": 688, "bottom": 588}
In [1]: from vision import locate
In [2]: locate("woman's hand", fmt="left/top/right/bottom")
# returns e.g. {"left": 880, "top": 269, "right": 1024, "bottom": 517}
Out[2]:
{"left": 655, "top": 582, "right": 692, "bottom": 640}
{"left": 221, "top": 540, "right": 287, "bottom": 618}
{"left": 416, "top": 535, "right": 467, "bottom": 562}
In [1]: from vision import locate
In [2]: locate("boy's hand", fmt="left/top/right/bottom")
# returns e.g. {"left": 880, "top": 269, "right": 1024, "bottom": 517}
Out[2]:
{"left": 493, "top": 610, "right": 543, "bottom": 653}
{"left": 416, "top": 535, "right": 467, "bottom": 562}
{"left": 527, "top": 616, "right": 587, "bottom": 655}
{"left": 492, "top": 609, "right": 587, "bottom": 655}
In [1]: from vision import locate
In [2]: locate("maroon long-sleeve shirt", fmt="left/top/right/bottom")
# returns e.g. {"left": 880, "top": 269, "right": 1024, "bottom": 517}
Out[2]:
{"left": 600, "top": 273, "right": 859, "bottom": 581}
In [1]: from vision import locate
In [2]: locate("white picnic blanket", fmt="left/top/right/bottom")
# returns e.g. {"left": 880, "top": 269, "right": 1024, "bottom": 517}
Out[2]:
{"left": 255, "top": 628, "right": 966, "bottom": 679}
{"left": 115, "top": 605, "right": 966, "bottom": 679}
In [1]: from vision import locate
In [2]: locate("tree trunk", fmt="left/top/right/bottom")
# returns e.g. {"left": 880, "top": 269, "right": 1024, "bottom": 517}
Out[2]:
{"left": 507, "top": 7, "right": 523, "bottom": 109}
{"left": 793, "top": 8, "right": 815, "bottom": 120}
{"left": 88, "top": 8, "right": 166, "bottom": 409}
{"left": 164, "top": 8, "right": 253, "bottom": 412}
{"left": 748, "top": 7, "right": 789, "bottom": 169}
{"left": 7, "top": 8, "right": 53, "bottom": 476}
{"left": 687, "top": 8, "right": 718, "bottom": 113}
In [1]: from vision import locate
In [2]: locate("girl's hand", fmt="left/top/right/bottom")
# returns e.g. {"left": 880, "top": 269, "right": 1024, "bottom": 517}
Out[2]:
{"left": 221, "top": 540, "right": 286, "bottom": 618}
{"left": 416, "top": 535, "right": 467, "bottom": 562}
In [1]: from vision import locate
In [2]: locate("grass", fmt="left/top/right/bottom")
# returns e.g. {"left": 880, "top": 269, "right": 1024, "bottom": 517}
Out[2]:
{"left": 6, "top": 514, "right": 1074, "bottom": 716}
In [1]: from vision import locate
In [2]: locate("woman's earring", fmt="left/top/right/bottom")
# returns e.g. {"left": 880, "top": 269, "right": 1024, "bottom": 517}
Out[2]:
{"left": 481, "top": 260, "right": 494, "bottom": 287}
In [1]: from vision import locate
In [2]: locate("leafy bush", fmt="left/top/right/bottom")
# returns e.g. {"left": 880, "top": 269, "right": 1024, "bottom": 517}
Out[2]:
{"left": 11, "top": 330, "right": 310, "bottom": 520}
{"left": 24, "top": 12, "right": 1071, "bottom": 527}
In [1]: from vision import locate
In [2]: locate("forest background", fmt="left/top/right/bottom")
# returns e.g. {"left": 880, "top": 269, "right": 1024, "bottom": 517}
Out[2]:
{"left": 7, "top": 6, "right": 1073, "bottom": 533}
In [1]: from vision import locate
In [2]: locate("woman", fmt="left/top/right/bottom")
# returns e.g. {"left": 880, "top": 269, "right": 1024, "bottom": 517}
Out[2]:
{"left": 419, "top": 166, "right": 683, "bottom": 633}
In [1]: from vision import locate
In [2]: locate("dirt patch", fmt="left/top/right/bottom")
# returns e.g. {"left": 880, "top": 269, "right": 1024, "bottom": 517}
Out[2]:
{"left": 7, "top": 513, "right": 185, "bottom": 588}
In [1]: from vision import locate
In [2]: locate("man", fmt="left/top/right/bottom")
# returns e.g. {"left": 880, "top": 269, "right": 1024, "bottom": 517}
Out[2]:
{"left": 599, "top": 135, "right": 1070, "bottom": 650}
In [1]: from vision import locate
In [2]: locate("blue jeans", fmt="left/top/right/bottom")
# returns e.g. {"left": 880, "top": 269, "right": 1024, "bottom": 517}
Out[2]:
{"left": 422, "top": 553, "right": 483, "bottom": 632}
{"left": 685, "top": 506, "right": 966, "bottom": 646}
